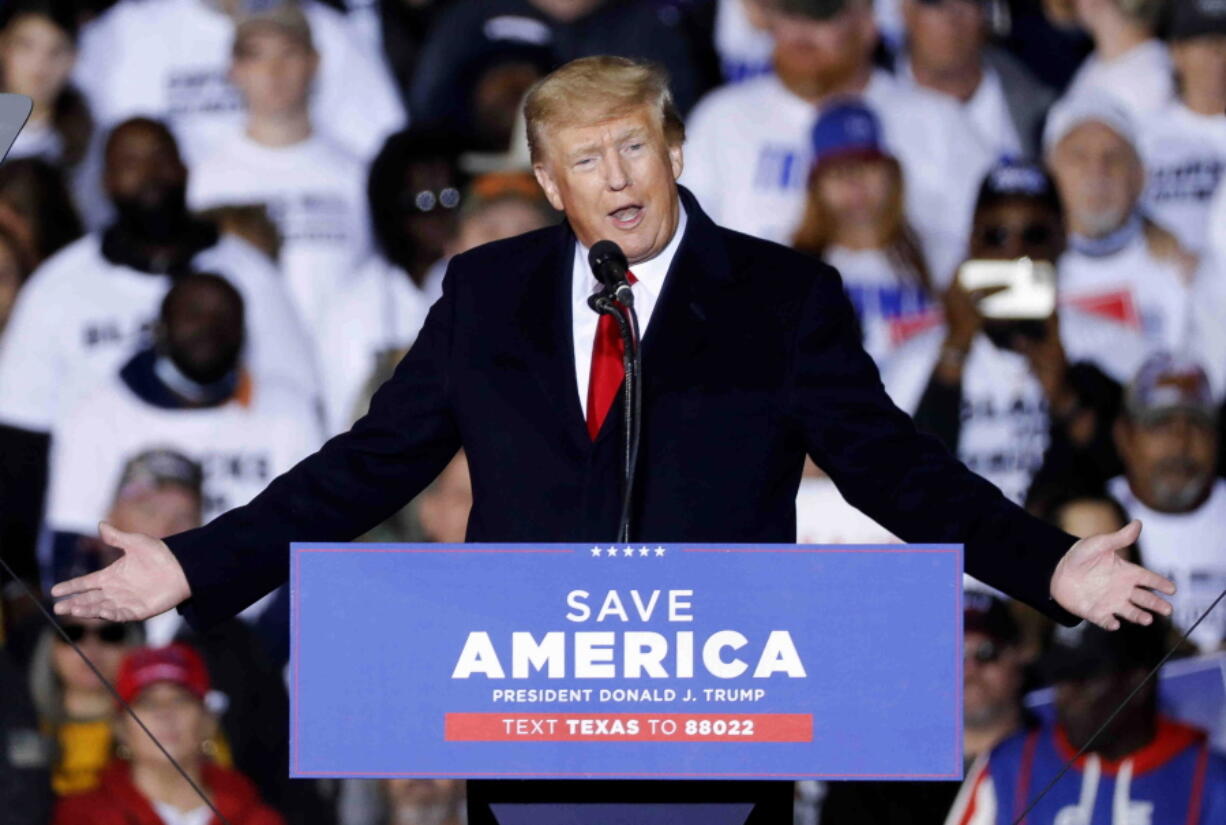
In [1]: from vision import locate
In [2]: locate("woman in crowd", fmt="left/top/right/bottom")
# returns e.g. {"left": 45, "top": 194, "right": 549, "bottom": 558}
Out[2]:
{"left": 26, "top": 617, "right": 141, "bottom": 796}
{"left": 53, "top": 643, "right": 284, "bottom": 825}
{"left": 792, "top": 100, "right": 955, "bottom": 370}
{"left": 0, "top": 217, "right": 34, "bottom": 334}
{"left": 0, "top": 0, "right": 92, "bottom": 170}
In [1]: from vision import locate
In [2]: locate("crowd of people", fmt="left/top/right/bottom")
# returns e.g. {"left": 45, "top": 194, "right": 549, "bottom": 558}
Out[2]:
{"left": 0, "top": 0, "right": 1223, "bottom": 822}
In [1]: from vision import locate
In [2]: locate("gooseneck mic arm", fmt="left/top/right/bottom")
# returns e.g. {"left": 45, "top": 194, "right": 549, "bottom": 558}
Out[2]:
{"left": 587, "top": 241, "right": 643, "bottom": 543}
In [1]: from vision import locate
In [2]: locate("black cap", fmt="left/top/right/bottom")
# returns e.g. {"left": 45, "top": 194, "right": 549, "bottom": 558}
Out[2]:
{"left": 1039, "top": 620, "right": 1169, "bottom": 682}
{"left": 774, "top": 0, "right": 857, "bottom": 21}
{"left": 1169, "top": 0, "right": 1226, "bottom": 39}
{"left": 975, "top": 159, "right": 1062, "bottom": 214}
{"left": 964, "top": 591, "right": 1021, "bottom": 645}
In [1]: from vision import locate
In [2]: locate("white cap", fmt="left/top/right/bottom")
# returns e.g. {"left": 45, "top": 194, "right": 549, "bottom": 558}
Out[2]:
{"left": 1042, "top": 93, "right": 1137, "bottom": 156}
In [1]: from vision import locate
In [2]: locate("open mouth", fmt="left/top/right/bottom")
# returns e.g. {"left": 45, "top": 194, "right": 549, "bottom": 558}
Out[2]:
{"left": 609, "top": 204, "right": 644, "bottom": 230}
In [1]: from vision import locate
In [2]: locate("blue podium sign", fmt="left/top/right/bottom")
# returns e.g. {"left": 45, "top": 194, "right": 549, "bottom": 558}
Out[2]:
{"left": 290, "top": 542, "right": 963, "bottom": 780}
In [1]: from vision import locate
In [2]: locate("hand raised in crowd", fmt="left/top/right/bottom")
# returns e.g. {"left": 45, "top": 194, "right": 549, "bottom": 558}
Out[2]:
{"left": 50, "top": 522, "right": 190, "bottom": 622}
{"left": 936, "top": 279, "right": 1005, "bottom": 383}
{"left": 1051, "top": 519, "right": 1177, "bottom": 631}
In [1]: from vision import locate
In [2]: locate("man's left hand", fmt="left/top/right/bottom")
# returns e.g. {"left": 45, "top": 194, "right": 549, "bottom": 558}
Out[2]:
{"left": 1051, "top": 519, "right": 1176, "bottom": 630}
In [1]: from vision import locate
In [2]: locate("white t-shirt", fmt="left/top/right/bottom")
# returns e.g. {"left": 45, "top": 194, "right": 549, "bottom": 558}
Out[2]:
{"left": 1186, "top": 250, "right": 1226, "bottom": 399}
{"left": 1057, "top": 232, "right": 1192, "bottom": 377}
{"left": 899, "top": 60, "right": 1023, "bottom": 161}
{"left": 47, "top": 372, "right": 321, "bottom": 536}
{"left": 1109, "top": 476, "right": 1226, "bottom": 652}
{"left": 882, "top": 306, "right": 1151, "bottom": 504}
{"left": 152, "top": 801, "right": 212, "bottom": 825}
{"left": 713, "top": 0, "right": 773, "bottom": 84}
{"left": 1138, "top": 100, "right": 1226, "bottom": 255}
{"left": 315, "top": 255, "right": 432, "bottom": 435}
{"left": 188, "top": 131, "right": 372, "bottom": 334}
{"left": 681, "top": 70, "right": 994, "bottom": 252}
{"left": 823, "top": 245, "right": 944, "bottom": 370}
{"left": 72, "top": 0, "right": 405, "bottom": 165}
{"left": 6, "top": 118, "right": 63, "bottom": 164}
{"left": 794, "top": 475, "right": 898, "bottom": 545}
{"left": 0, "top": 233, "right": 318, "bottom": 432}
{"left": 1210, "top": 179, "right": 1226, "bottom": 262}
{"left": 1063, "top": 39, "right": 1175, "bottom": 121}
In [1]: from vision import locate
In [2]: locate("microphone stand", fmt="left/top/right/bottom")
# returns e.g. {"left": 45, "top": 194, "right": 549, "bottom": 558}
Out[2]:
{"left": 587, "top": 290, "right": 643, "bottom": 543}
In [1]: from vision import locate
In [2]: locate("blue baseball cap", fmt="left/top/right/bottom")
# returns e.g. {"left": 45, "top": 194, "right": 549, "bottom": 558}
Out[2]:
{"left": 810, "top": 100, "right": 887, "bottom": 170}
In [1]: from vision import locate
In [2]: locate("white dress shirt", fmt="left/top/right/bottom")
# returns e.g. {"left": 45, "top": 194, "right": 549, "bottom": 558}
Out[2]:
{"left": 571, "top": 201, "right": 688, "bottom": 417}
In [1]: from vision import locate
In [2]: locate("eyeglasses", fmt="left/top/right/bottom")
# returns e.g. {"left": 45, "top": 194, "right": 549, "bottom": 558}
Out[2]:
{"left": 402, "top": 188, "right": 461, "bottom": 213}
{"left": 965, "top": 639, "right": 1002, "bottom": 665}
{"left": 61, "top": 623, "right": 127, "bottom": 645}
{"left": 978, "top": 222, "right": 1057, "bottom": 249}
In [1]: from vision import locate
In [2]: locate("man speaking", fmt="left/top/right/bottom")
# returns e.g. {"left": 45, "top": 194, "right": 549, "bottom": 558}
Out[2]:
{"left": 54, "top": 53, "right": 1173, "bottom": 812}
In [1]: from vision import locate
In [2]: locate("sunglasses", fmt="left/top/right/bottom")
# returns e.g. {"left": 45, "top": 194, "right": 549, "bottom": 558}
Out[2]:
{"left": 978, "top": 222, "right": 1057, "bottom": 249}
{"left": 965, "top": 639, "right": 1002, "bottom": 665}
{"left": 401, "top": 188, "right": 462, "bottom": 213}
{"left": 61, "top": 623, "right": 127, "bottom": 645}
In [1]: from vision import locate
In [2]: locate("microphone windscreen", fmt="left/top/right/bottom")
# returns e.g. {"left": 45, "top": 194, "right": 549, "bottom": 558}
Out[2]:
{"left": 589, "top": 240, "right": 629, "bottom": 289}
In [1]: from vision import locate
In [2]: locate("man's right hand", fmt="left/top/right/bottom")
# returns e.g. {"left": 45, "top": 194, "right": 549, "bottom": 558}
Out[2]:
{"left": 50, "top": 522, "right": 191, "bottom": 622}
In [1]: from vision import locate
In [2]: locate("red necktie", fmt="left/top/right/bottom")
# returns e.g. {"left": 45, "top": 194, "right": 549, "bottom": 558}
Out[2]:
{"left": 586, "top": 270, "right": 637, "bottom": 440}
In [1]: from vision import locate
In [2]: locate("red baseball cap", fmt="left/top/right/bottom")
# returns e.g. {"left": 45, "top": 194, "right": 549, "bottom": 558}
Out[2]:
{"left": 116, "top": 643, "right": 210, "bottom": 705}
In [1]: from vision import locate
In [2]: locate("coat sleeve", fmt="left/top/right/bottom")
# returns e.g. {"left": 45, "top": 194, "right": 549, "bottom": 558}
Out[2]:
{"left": 164, "top": 262, "right": 464, "bottom": 629}
{"left": 789, "top": 268, "right": 1079, "bottom": 625}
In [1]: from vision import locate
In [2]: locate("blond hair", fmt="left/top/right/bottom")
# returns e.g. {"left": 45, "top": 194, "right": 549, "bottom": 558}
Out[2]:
{"left": 523, "top": 56, "right": 685, "bottom": 164}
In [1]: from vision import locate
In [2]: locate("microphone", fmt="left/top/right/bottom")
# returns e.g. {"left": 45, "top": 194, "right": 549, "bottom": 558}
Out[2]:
{"left": 589, "top": 240, "right": 634, "bottom": 307}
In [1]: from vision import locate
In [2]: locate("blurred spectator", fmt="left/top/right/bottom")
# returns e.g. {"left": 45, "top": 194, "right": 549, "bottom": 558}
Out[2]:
{"left": 682, "top": 0, "right": 994, "bottom": 254}
{"left": 26, "top": 617, "right": 141, "bottom": 795}
{"left": 1063, "top": 0, "right": 1173, "bottom": 119}
{"left": 74, "top": 447, "right": 323, "bottom": 823}
{"left": 1000, "top": 0, "right": 1093, "bottom": 93}
{"left": 898, "top": 0, "right": 1054, "bottom": 159}
{"left": 0, "top": 641, "right": 53, "bottom": 825}
{"left": 1109, "top": 353, "right": 1226, "bottom": 652}
{"left": 1049, "top": 491, "right": 1131, "bottom": 540}
{"left": 45, "top": 273, "right": 321, "bottom": 583}
{"left": 410, "top": 0, "right": 704, "bottom": 132}
{"left": 1136, "top": 0, "right": 1226, "bottom": 256}
{"left": 946, "top": 619, "right": 1226, "bottom": 824}
{"left": 0, "top": 155, "right": 83, "bottom": 261}
{"left": 883, "top": 161, "right": 1129, "bottom": 506}
{"left": 71, "top": 0, "right": 404, "bottom": 166}
{"left": 382, "top": 779, "right": 465, "bottom": 825}
{"left": 48, "top": 449, "right": 202, "bottom": 589}
{"left": 53, "top": 643, "right": 285, "bottom": 825}
{"left": 368, "top": 126, "right": 467, "bottom": 291}
{"left": 820, "top": 592, "right": 1030, "bottom": 824}
{"left": 1210, "top": 171, "right": 1226, "bottom": 261}
{"left": 188, "top": 3, "right": 372, "bottom": 335}
{"left": 318, "top": 171, "right": 552, "bottom": 434}
{"left": 0, "top": 0, "right": 93, "bottom": 170}
{"left": 1045, "top": 95, "right": 1196, "bottom": 374}
{"left": 0, "top": 118, "right": 317, "bottom": 591}
{"left": 0, "top": 217, "right": 35, "bottom": 335}
{"left": 792, "top": 102, "right": 950, "bottom": 369}
{"left": 714, "top": 0, "right": 774, "bottom": 83}
{"left": 416, "top": 450, "right": 472, "bottom": 543}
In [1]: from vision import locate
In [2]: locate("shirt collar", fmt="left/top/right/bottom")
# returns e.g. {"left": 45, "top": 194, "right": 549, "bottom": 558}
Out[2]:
{"left": 574, "top": 197, "right": 688, "bottom": 297}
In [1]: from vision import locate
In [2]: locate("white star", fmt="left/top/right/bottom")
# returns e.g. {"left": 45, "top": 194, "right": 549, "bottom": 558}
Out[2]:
{"left": 623, "top": 547, "right": 636, "bottom": 558}
{"left": 639, "top": 546, "right": 650, "bottom": 557}
{"left": 654, "top": 546, "right": 666, "bottom": 557}
{"left": 591, "top": 546, "right": 603, "bottom": 557}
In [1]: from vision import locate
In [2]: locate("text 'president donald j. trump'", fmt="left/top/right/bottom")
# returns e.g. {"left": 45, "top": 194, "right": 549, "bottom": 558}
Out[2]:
{"left": 54, "top": 56, "right": 1173, "bottom": 671}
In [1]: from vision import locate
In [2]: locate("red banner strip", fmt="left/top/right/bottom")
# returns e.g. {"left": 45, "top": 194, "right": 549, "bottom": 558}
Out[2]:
{"left": 445, "top": 713, "right": 812, "bottom": 743}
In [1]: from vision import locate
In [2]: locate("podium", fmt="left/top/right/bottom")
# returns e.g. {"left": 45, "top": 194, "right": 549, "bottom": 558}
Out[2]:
{"left": 290, "top": 542, "right": 964, "bottom": 823}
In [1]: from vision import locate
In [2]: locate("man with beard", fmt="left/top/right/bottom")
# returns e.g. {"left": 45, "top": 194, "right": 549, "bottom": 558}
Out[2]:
{"left": 44, "top": 273, "right": 320, "bottom": 564}
{"left": 0, "top": 117, "right": 316, "bottom": 591}
{"left": 681, "top": 0, "right": 994, "bottom": 252}
{"left": 1109, "top": 353, "right": 1226, "bottom": 652}
{"left": 1045, "top": 94, "right": 1197, "bottom": 370}
{"left": 947, "top": 619, "right": 1226, "bottom": 824}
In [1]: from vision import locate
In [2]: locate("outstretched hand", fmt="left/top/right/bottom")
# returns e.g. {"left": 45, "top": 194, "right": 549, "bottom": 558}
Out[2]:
{"left": 1051, "top": 519, "right": 1176, "bottom": 631}
{"left": 50, "top": 522, "right": 191, "bottom": 622}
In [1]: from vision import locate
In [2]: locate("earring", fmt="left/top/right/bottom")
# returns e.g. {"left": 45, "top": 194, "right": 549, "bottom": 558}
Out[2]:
{"left": 116, "top": 742, "right": 132, "bottom": 760}
{"left": 200, "top": 739, "right": 217, "bottom": 759}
